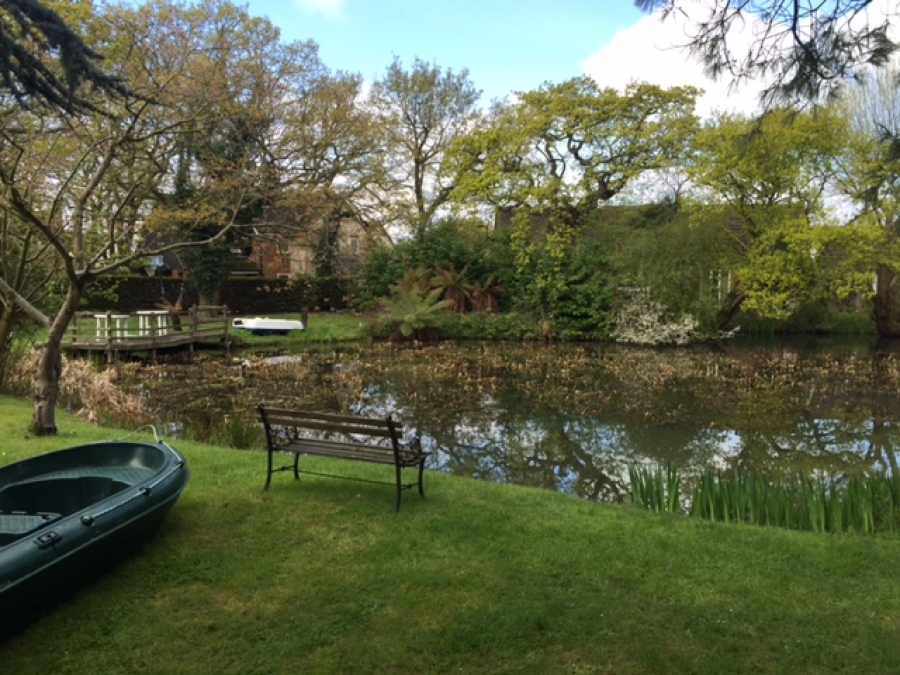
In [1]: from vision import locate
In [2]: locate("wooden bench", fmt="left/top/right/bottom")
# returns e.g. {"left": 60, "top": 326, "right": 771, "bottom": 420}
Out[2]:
{"left": 257, "top": 404, "right": 430, "bottom": 512}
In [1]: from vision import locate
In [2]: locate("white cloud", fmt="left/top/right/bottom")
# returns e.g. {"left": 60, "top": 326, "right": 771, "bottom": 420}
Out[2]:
{"left": 292, "top": 0, "right": 344, "bottom": 19}
{"left": 583, "top": 10, "right": 769, "bottom": 120}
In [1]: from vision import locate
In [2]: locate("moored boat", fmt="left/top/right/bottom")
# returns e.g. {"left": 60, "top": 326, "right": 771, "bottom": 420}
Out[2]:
{"left": 232, "top": 317, "right": 305, "bottom": 336}
{"left": 0, "top": 439, "right": 189, "bottom": 637}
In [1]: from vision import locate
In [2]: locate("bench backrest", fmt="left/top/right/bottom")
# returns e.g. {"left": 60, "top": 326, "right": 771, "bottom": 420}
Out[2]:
{"left": 257, "top": 405, "right": 403, "bottom": 449}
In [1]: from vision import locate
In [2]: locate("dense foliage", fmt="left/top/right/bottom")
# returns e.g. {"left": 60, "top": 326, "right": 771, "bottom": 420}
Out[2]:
{"left": 4, "top": 0, "right": 900, "bottom": 434}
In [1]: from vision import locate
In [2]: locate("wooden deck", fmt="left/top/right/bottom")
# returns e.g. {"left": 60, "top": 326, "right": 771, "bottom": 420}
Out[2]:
{"left": 66, "top": 305, "right": 230, "bottom": 361}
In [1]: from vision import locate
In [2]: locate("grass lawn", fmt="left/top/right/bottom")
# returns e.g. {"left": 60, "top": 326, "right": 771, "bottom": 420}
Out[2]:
{"left": 1, "top": 396, "right": 899, "bottom": 674}
{"left": 229, "top": 312, "right": 372, "bottom": 346}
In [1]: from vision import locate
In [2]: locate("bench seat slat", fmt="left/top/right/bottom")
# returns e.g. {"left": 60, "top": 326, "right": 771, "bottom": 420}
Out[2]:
{"left": 267, "top": 418, "right": 396, "bottom": 438}
{"left": 262, "top": 408, "right": 381, "bottom": 423}
{"left": 281, "top": 443, "right": 397, "bottom": 465}
{"left": 263, "top": 408, "right": 400, "bottom": 430}
{"left": 279, "top": 441, "right": 423, "bottom": 467}
{"left": 280, "top": 438, "right": 394, "bottom": 456}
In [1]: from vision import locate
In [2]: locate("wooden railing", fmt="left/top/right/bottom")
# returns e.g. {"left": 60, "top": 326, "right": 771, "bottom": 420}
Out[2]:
{"left": 67, "top": 305, "right": 230, "bottom": 352}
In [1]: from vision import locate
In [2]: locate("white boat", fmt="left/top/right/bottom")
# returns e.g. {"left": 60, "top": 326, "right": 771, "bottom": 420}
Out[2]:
{"left": 232, "top": 317, "right": 305, "bottom": 335}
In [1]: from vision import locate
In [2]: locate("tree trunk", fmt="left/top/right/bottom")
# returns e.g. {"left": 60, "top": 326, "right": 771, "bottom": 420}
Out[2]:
{"left": 872, "top": 264, "right": 900, "bottom": 337}
{"left": 0, "top": 304, "right": 16, "bottom": 389}
{"left": 716, "top": 290, "right": 746, "bottom": 332}
{"left": 31, "top": 282, "right": 83, "bottom": 436}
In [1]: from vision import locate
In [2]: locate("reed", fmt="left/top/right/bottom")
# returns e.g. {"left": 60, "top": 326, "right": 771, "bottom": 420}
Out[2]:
{"left": 683, "top": 468, "right": 900, "bottom": 535}
{"left": 628, "top": 464, "right": 681, "bottom": 514}
{"left": 218, "top": 412, "right": 261, "bottom": 450}
{"left": 800, "top": 477, "right": 827, "bottom": 533}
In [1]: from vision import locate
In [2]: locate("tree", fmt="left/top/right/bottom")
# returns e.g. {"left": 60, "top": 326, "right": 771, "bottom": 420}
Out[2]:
{"left": 433, "top": 264, "right": 471, "bottom": 312}
{"left": 369, "top": 57, "right": 481, "bottom": 235}
{"left": 834, "top": 61, "right": 900, "bottom": 335}
{"left": 448, "top": 78, "right": 698, "bottom": 327}
{"left": 252, "top": 52, "right": 384, "bottom": 261}
{"left": 635, "top": 0, "right": 898, "bottom": 106}
{"left": 0, "top": 0, "right": 129, "bottom": 112}
{"left": 0, "top": 197, "right": 61, "bottom": 386}
{"left": 311, "top": 218, "right": 339, "bottom": 277}
{"left": 142, "top": 1, "right": 306, "bottom": 306}
{"left": 686, "top": 107, "right": 850, "bottom": 327}
{"left": 0, "top": 0, "right": 127, "bottom": 381}
{"left": 0, "top": 0, "right": 289, "bottom": 434}
{"left": 450, "top": 79, "right": 699, "bottom": 229}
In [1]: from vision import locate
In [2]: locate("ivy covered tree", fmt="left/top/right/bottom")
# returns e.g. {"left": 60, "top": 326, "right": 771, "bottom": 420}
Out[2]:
{"left": 312, "top": 219, "right": 339, "bottom": 277}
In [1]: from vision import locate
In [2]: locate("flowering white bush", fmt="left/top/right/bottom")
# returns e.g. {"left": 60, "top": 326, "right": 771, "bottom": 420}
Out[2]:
{"left": 611, "top": 289, "right": 702, "bottom": 346}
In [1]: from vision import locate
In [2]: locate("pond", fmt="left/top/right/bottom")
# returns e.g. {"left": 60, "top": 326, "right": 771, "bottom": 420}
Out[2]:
{"left": 119, "top": 336, "right": 900, "bottom": 502}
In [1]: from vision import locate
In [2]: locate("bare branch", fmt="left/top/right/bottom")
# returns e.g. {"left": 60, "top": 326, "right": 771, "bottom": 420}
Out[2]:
{"left": 0, "top": 273, "right": 49, "bottom": 325}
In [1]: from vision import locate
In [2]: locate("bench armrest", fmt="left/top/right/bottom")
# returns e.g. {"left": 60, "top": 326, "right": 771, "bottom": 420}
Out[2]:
{"left": 398, "top": 435, "right": 427, "bottom": 460}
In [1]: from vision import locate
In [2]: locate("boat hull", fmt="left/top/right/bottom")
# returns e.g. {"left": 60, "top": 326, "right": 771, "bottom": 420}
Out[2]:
{"left": 232, "top": 317, "right": 305, "bottom": 336}
{"left": 0, "top": 440, "right": 189, "bottom": 638}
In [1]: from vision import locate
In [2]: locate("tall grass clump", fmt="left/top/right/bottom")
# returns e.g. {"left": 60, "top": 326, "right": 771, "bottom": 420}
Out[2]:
{"left": 216, "top": 412, "right": 262, "bottom": 449}
{"left": 689, "top": 468, "right": 900, "bottom": 534}
{"left": 629, "top": 464, "right": 681, "bottom": 514}
{"left": 5, "top": 348, "right": 151, "bottom": 427}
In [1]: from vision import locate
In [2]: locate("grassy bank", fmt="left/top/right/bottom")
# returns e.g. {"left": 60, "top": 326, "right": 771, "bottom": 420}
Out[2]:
{"left": 2, "top": 397, "right": 900, "bottom": 674}
{"left": 230, "top": 312, "right": 371, "bottom": 346}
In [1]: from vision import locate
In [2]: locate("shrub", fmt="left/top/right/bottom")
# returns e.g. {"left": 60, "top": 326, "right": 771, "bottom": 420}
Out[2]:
{"left": 376, "top": 285, "right": 453, "bottom": 342}
{"left": 437, "top": 312, "right": 541, "bottom": 341}
{"left": 5, "top": 349, "right": 151, "bottom": 427}
{"left": 611, "top": 288, "right": 703, "bottom": 346}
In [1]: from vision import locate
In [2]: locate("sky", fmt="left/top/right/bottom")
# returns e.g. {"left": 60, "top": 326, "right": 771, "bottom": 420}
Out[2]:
{"left": 240, "top": 0, "right": 772, "bottom": 119}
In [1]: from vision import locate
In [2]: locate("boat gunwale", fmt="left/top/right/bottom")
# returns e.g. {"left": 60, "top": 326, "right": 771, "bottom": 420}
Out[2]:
{"left": 0, "top": 440, "right": 188, "bottom": 550}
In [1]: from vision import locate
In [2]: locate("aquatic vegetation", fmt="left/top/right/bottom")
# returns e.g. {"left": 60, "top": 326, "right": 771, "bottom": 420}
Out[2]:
{"left": 218, "top": 412, "right": 261, "bottom": 450}
{"left": 685, "top": 468, "right": 900, "bottom": 534}
{"left": 628, "top": 464, "right": 681, "bottom": 513}
{"left": 5, "top": 348, "right": 151, "bottom": 427}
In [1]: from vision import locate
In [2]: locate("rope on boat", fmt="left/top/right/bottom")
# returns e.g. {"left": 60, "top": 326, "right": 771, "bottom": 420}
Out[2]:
{"left": 80, "top": 461, "right": 185, "bottom": 527}
{"left": 114, "top": 424, "right": 161, "bottom": 443}
{"left": 78, "top": 425, "right": 185, "bottom": 527}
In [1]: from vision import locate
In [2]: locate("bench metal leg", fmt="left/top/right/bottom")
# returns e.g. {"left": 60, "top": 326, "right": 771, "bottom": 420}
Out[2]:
{"left": 264, "top": 451, "right": 302, "bottom": 491}
{"left": 394, "top": 463, "right": 403, "bottom": 513}
{"left": 417, "top": 461, "right": 426, "bottom": 497}
{"left": 264, "top": 448, "right": 273, "bottom": 491}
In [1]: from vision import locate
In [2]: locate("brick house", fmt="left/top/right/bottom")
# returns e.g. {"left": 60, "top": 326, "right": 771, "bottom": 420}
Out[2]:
{"left": 247, "top": 217, "right": 385, "bottom": 279}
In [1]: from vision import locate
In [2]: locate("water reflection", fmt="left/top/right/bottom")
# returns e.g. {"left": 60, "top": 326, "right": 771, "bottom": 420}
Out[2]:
{"left": 120, "top": 338, "right": 900, "bottom": 501}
